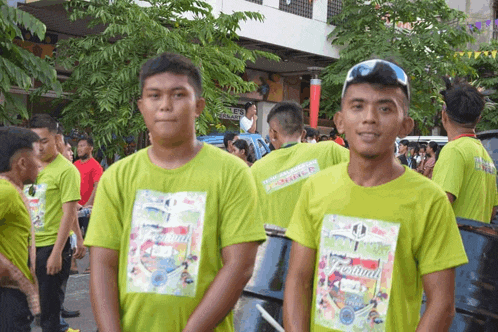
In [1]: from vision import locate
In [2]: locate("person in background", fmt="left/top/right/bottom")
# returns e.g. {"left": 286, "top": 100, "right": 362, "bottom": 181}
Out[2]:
{"left": 62, "top": 139, "right": 74, "bottom": 163}
{"left": 231, "top": 139, "right": 253, "bottom": 166}
{"left": 415, "top": 144, "right": 425, "bottom": 170}
{"left": 303, "top": 127, "right": 317, "bottom": 143}
{"left": 284, "top": 59, "right": 467, "bottom": 332}
{"left": 84, "top": 52, "right": 266, "bottom": 332}
{"left": 223, "top": 132, "right": 239, "bottom": 153}
{"left": 329, "top": 128, "right": 345, "bottom": 146}
{"left": 251, "top": 101, "right": 348, "bottom": 230}
{"left": 397, "top": 139, "right": 410, "bottom": 166}
{"left": 0, "top": 127, "right": 41, "bottom": 332}
{"left": 75, "top": 136, "right": 103, "bottom": 210}
{"left": 422, "top": 141, "right": 438, "bottom": 179}
{"left": 433, "top": 77, "right": 498, "bottom": 223}
{"left": 407, "top": 142, "right": 418, "bottom": 169}
{"left": 240, "top": 102, "right": 258, "bottom": 134}
{"left": 26, "top": 114, "right": 81, "bottom": 332}
{"left": 319, "top": 135, "right": 329, "bottom": 142}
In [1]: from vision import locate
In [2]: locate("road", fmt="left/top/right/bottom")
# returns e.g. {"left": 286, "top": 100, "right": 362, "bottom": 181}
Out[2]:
{"left": 32, "top": 250, "right": 98, "bottom": 332}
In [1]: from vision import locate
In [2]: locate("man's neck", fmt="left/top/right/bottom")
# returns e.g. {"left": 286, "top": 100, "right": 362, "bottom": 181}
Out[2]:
{"left": 446, "top": 125, "right": 476, "bottom": 141}
{"left": 278, "top": 134, "right": 303, "bottom": 149}
{"left": 0, "top": 172, "right": 23, "bottom": 189}
{"left": 40, "top": 153, "right": 58, "bottom": 168}
{"left": 348, "top": 151, "right": 405, "bottom": 187}
{"left": 80, "top": 155, "right": 93, "bottom": 163}
{"left": 148, "top": 136, "right": 202, "bottom": 170}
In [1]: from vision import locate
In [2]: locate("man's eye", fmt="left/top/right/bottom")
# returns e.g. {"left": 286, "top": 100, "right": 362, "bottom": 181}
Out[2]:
{"left": 380, "top": 107, "right": 391, "bottom": 112}
{"left": 352, "top": 104, "right": 362, "bottom": 110}
{"left": 149, "top": 93, "right": 159, "bottom": 98}
{"left": 173, "top": 93, "right": 185, "bottom": 98}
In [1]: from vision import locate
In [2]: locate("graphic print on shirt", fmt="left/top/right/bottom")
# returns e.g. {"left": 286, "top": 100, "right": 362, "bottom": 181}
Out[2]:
{"left": 23, "top": 184, "right": 48, "bottom": 232}
{"left": 127, "top": 190, "right": 206, "bottom": 297}
{"left": 315, "top": 215, "right": 399, "bottom": 331}
{"left": 262, "top": 159, "right": 320, "bottom": 194}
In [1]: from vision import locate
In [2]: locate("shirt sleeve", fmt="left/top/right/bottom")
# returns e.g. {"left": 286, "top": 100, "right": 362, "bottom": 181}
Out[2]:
{"left": 416, "top": 196, "right": 468, "bottom": 276}
{"left": 219, "top": 163, "right": 266, "bottom": 248}
{"left": 60, "top": 165, "right": 81, "bottom": 204}
{"left": 92, "top": 162, "right": 104, "bottom": 183}
{"left": 239, "top": 117, "right": 252, "bottom": 133}
{"left": 84, "top": 167, "right": 123, "bottom": 250}
{"left": 432, "top": 146, "right": 465, "bottom": 199}
{"left": 0, "top": 186, "right": 14, "bottom": 226}
{"left": 286, "top": 179, "right": 319, "bottom": 249}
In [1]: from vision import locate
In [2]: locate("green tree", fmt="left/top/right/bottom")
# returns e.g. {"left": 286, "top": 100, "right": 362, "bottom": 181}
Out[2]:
{"left": 56, "top": 0, "right": 278, "bottom": 157}
{"left": 462, "top": 41, "right": 498, "bottom": 131}
{"left": 320, "top": 0, "right": 474, "bottom": 132}
{"left": 0, "top": 0, "right": 62, "bottom": 123}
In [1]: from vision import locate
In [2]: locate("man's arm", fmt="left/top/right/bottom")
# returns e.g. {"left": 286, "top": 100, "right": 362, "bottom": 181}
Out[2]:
{"left": 84, "top": 181, "right": 99, "bottom": 207}
{"left": 90, "top": 246, "right": 121, "bottom": 332}
{"left": 72, "top": 217, "right": 85, "bottom": 259}
{"left": 46, "top": 201, "right": 77, "bottom": 275}
{"left": 416, "top": 269, "right": 456, "bottom": 332}
{"left": 283, "top": 242, "right": 316, "bottom": 332}
{"left": 183, "top": 242, "right": 259, "bottom": 331}
{"left": 446, "top": 192, "right": 455, "bottom": 204}
{"left": 247, "top": 116, "right": 257, "bottom": 134}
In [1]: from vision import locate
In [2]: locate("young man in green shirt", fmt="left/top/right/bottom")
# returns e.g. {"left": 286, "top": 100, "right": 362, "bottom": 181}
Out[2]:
{"left": 26, "top": 114, "right": 81, "bottom": 332}
{"left": 283, "top": 60, "right": 468, "bottom": 332}
{"left": 84, "top": 53, "right": 266, "bottom": 332}
{"left": 0, "top": 127, "right": 40, "bottom": 331}
{"left": 433, "top": 77, "right": 498, "bottom": 223}
{"left": 251, "top": 101, "right": 348, "bottom": 229}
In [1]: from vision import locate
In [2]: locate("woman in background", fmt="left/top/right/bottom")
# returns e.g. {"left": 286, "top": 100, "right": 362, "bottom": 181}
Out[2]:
{"left": 423, "top": 141, "right": 438, "bottom": 179}
{"left": 232, "top": 139, "right": 253, "bottom": 167}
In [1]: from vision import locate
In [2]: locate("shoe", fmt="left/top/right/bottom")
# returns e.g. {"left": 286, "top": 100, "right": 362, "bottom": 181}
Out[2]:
{"left": 65, "top": 328, "right": 81, "bottom": 332}
{"left": 61, "top": 308, "right": 80, "bottom": 318}
{"left": 69, "top": 269, "right": 79, "bottom": 275}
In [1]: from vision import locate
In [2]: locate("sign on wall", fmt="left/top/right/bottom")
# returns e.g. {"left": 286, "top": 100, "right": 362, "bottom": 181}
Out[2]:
{"left": 219, "top": 107, "right": 245, "bottom": 121}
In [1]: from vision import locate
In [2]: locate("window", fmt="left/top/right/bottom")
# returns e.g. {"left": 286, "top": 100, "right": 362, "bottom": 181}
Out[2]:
{"left": 327, "top": 0, "right": 342, "bottom": 23}
{"left": 279, "top": 0, "right": 313, "bottom": 19}
{"left": 258, "top": 139, "right": 269, "bottom": 158}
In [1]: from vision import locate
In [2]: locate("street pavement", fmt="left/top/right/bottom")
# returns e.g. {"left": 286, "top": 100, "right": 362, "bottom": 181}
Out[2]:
{"left": 32, "top": 249, "right": 98, "bottom": 332}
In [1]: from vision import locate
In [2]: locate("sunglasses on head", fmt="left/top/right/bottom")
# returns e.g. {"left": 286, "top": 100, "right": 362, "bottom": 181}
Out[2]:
{"left": 342, "top": 59, "right": 410, "bottom": 101}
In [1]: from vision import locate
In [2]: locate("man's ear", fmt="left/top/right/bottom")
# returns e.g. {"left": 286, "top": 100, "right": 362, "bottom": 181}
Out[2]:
{"left": 195, "top": 98, "right": 206, "bottom": 118}
{"left": 137, "top": 98, "right": 144, "bottom": 116}
{"left": 333, "top": 111, "right": 345, "bottom": 135}
{"left": 301, "top": 129, "right": 306, "bottom": 142}
{"left": 397, "top": 116, "right": 414, "bottom": 138}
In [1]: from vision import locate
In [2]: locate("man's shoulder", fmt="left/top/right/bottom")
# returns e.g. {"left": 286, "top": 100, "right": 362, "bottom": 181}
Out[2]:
{"left": 200, "top": 143, "right": 249, "bottom": 171}
{"left": 0, "top": 179, "right": 17, "bottom": 199}
{"left": 89, "top": 158, "right": 103, "bottom": 170}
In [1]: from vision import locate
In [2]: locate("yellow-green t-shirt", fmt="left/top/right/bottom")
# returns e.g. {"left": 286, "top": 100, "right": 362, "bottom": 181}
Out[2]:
{"left": 24, "top": 154, "right": 81, "bottom": 247}
{"left": 84, "top": 144, "right": 266, "bottom": 332}
{"left": 433, "top": 137, "right": 498, "bottom": 223}
{"left": 0, "top": 179, "right": 33, "bottom": 282}
{"left": 286, "top": 163, "right": 468, "bottom": 332}
{"left": 251, "top": 141, "right": 349, "bottom": 228}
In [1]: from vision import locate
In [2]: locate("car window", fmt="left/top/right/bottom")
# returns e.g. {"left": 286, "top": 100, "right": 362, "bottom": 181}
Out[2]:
{"left": 481, "top": 136, "right": 498, "bottom": 186}
{"left": 257, "top": 139, "right": 268, "bottom": 158}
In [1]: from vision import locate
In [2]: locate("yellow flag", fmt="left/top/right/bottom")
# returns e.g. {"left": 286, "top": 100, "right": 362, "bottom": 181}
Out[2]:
{"left": 467, "top": 52, "right": 473, "bottom": 58}
{"left": 484, "top": 51, "right": 489, "bottom": 56}
{"left": 475, "top": 51, "right": 481, "bottom": 59}
{"left": 459, "top": 52, "right": 465, "bottom": 57}
{"left": 492, "top": 50, "right": 497, "bottom": 59}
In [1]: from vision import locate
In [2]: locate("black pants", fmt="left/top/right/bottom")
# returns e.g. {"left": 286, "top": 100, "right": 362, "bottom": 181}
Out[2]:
{"left": 78, "top": 216, "right": 90, "bottom": 238}
{"left": 0, "top": 287, "right": 33, "bottom": 332}
{"left": 36, "top": 240, "right": 71, "bottom": 332}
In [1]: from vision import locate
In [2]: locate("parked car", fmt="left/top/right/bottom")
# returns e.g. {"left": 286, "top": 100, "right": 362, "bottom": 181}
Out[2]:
{"left": 197, "top": 133, "right": 271, "bottom": 161}
{"left": 477, "top": 130, "right": 498, "bottom": 224}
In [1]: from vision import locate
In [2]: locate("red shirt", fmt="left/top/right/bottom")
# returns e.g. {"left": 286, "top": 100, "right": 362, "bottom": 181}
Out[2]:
{"left": 74, "top": 158, "right": 103, "bottom": 206}
{"left": 333, "top": 136, "right": 345, "bottom": 146}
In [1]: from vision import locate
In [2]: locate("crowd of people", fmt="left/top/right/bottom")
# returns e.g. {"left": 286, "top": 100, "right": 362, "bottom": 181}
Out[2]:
{"left": 0, "top": 53, "right": 497, "bottom": 332}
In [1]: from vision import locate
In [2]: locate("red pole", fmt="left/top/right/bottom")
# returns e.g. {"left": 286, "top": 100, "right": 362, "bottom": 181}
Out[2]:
{"left": 309, "top": 78, "right": 321, "bottom": 129}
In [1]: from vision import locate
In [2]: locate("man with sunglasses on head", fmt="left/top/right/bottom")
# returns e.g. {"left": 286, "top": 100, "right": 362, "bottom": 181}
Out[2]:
{"left": 25, "top": 114, "right": 81, "bottom": 332}
{"left": 283, "top": 60, "right": 468, "bottom": 332}
{"left": 433, "top": 78, "right": 498, "bottom": 223}
{"left": 0, "top": 127, "right": 41, "bottom": 331}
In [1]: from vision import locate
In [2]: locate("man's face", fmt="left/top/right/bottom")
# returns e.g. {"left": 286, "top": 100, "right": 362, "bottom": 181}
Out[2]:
{"left": 138, "top": 72, "right": 205, "bottom": 145}
{"left": 30, "top": 128, "right": 58, "bottom": 162}
{"left": 63, "top": 143, "right": 74, "bottom": 162}
{"left": 246, "top": 105, "right": 257, "bottom": 118}
{"left": 227, "top": 135, "right": 239, "bottom": 153}
{"left": 77, "top": 140, "right": 92, "bottom": 159}
{"left": 268, "top": 119, "right": 284, "bottom": 150}
{"left": 18, "top": 148, "right": 40, "bottom": 185}
{"left": 399, "top": 144, "right": 408, "bottom": 155}
{"left": 335, "top": 83, "right": 413, "bottom": 160}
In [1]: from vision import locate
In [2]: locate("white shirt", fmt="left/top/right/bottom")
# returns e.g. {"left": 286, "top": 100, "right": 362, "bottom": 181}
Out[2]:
{"left": 240, "top": 116, "right": 253, "bottom": 133}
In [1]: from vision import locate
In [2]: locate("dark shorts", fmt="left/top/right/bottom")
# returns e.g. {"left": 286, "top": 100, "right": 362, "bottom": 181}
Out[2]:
{"left": 0, "top": 287, "right": 33, "bottom": 332}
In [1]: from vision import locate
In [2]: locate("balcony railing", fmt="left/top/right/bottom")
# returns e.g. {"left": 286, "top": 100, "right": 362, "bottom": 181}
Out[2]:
{"left": 245, "top": 0, "right": 263, "bottom": 4}
{"left": 279, "top": 0, "right": 313, "bottom": 19}
{"left": 327, "top": 0, "right": 342, "bottom": 23}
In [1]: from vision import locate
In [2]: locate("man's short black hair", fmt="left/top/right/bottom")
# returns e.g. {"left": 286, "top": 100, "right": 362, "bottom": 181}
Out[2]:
{"left": 399, "top": 139, "right": 409, "bottom": 146}
{"left": 223, "top": 132, "right": 238, "bottom": 149}
{"left": 78, "top": 136, "right": 94, "bottom": 147}
{"left": 330, "top": 128, "right": 338, "bottom": 138}
{"left": 440, "top": 77, "right": 484, "bottom": 126}
{"left": 0, "top": 127, "right": 40, "bottom": 173}
{"left": 29, "top": 113, "right": 59, "bottom": 133}
{"left": 140, "top": 53, "right": 203, "bottom": 98}
{"left": 244, "top": 102, "right": 255, "bottom": 112}
{"left": 57, "top": 121, "right": 64, "bottom": 135}
{"left": 267, "top": 101, "right": 304, "bottom": 136}
{"left": 304, "top": 126, "right": 317, "bottom": 138}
